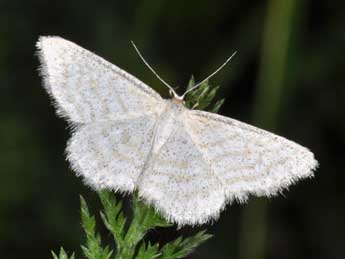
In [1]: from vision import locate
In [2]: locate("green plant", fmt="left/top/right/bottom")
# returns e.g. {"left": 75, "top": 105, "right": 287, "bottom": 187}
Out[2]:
{"left": 52, "top": 77, "right": 224, "bottom": 259}
{"left": 51, "top": 248, "right": 75, "bottom": 259}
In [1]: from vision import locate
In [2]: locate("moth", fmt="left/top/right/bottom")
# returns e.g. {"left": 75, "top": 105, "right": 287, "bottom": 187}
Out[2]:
{"left": 37, "top": 36, "right": 318, "bottom": 225}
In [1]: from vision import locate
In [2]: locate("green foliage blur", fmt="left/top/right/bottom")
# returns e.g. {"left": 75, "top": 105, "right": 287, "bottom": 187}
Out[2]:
{"left": 0, "top": 1, "right": 344, "bottom": 259}
{"left": 76, "top": 191, "right": 211, "bottom": 259}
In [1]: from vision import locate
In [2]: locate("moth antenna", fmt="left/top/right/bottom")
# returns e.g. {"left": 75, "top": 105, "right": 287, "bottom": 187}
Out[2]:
{"left": 182, "top": 51, "right": 237, "bottom": 98}
{"left": 131, "top": 41, "right": 178, "bottom": 96}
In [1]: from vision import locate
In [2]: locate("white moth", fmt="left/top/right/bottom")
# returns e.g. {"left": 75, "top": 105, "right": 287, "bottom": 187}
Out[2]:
{"left": 36, "top": 36, "right": 318, "bottom": 226}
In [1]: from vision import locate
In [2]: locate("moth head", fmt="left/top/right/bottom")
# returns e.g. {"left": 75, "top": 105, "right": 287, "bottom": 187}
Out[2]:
{"left": 169, "top": 89, "right": 185, "bottom": 105}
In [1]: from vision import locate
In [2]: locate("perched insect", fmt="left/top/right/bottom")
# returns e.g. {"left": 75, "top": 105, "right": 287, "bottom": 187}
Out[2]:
{"left": 37, "top": 36, "right": 318, "bottom": 226}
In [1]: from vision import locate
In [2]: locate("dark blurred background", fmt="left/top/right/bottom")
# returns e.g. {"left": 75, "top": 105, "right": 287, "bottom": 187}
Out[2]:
{"left": 0, "top": 0, "right": 344, "bottom": 258}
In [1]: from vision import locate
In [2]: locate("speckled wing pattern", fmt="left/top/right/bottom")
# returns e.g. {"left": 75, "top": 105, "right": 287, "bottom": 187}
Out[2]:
{"left": 186, "top": 111, "right": 318, "bottom": 205}
{"left": 37, "top": 36, "right": 317, "bottom": 226}
{"left": 138, "top": 108, "right": 225, "bottom": 225}
{"left": 36, "top": 36, "right": 164, "bottom": 192}
{"left": 137, "top": 108, "right": 317, "bottom": 225}
{"left": 36, "top": 36, "right": 163, "bottom": 123}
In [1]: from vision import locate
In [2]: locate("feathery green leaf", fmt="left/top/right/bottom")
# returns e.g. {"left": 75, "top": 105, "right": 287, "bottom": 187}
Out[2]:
{"left": 160, "top": 230, "right": 213, "bottom": 259}
{"left": 185, "top": 76, "right": 224, "bottom": 112}
{"left": 51, "top": 247, "right": 75, "bottom": 259}
{"left": 80, "top": 195, "right": 113, "bottom": 259}
{"left": 136, "top": 242, "right": 161, "bottom": 259}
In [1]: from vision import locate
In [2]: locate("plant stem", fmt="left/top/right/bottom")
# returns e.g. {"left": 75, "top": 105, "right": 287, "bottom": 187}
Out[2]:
{"left": 238, "top": 1, "right": 299, "bottom": 259}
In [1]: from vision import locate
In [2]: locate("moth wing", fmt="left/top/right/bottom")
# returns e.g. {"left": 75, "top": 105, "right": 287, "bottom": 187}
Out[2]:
{"left": 138, "top": 118, "right": 226, "bottom": 226}
{"left": 186, "top": 110, "right": 318, "bottom": 202}
{"left": 67, "top": 114, "right": 157, "bottom": 192}
{"left": 37, "top": 36, "right": 167, "bottom": 192}
{"left": 37, "top": 36, "right": 164, "bottom": 123}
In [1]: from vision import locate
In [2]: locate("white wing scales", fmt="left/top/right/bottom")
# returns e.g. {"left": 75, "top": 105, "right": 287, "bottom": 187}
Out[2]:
{"left": 186, "top": 110, "right": 318, "bottom": 202}
{"left": 37, "top": 36, "right": 317, "bottom": 226}
{"left": 36, "top": 36, "right": 163, "bottom": 123}
{"left": 37, "top": 36, "right": 165, "bottom": 193}
{"left": 138, "top": 124, "right": 225, "bottom": 225}
{"left": 138, "top": 108, "right": 317, "bottom": 225}
{"left": 67, "top": 115, "right": 157, "bottom": 192}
